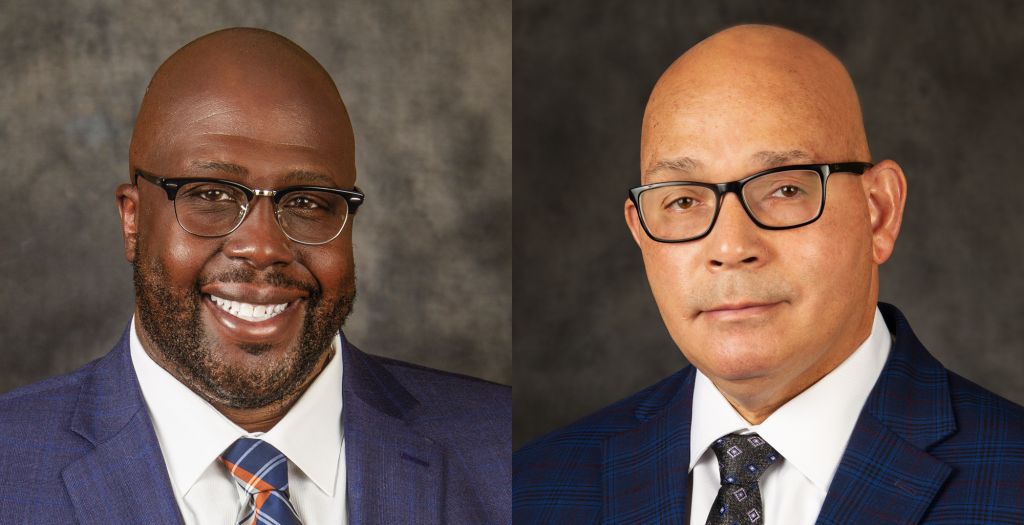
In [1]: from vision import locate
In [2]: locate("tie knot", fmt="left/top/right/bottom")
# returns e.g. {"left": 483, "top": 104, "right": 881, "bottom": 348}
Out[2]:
{"left": 219, "top": 438, "right": 291, "bottom": 496}
{"left": 709, "top": 433, "right": 780, "bottom": 487}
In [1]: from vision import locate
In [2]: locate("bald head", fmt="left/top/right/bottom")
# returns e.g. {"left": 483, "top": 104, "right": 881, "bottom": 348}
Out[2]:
{"left": 641, "top": 25, "right": 869, "bottom": 182}
{"left": 130, "top": 27, "right": 355, "bottom": 181}
{"left": 627, "top": 25, "right": 908, "bottom": 425}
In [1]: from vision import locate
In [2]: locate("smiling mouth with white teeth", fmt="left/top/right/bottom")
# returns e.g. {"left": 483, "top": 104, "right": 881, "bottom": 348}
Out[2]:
{"left": 209, "top": 294, "right": 290, "bottom": 323}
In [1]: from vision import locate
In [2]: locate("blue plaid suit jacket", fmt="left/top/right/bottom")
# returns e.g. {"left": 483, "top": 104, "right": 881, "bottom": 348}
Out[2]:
{"left": 513, "top": 303, "right": 1024, "bottom": 524}
{"left": 0, "top": 326, "right": 511, "bottom": 524}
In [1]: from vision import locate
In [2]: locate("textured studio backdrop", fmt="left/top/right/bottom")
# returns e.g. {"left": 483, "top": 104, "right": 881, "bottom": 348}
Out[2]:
{"left": 515, "top": 1, "right": 1024, "bottom": 447}
{"left": 0, "top": 1, "right": 511, "bottom": 393}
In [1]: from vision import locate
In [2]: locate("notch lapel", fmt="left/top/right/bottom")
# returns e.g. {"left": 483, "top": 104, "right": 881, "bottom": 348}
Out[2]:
{"left": 62, "top": 330, "right": 182, "bottom": 525}
{"left": 816, "top": 304, "right": 956, "bottom": 524}
{"left": 601, "top": 368, "right": 695, "bottom": 525}
{"left": 341, "top": 335, "right": 444, "bottom": 525}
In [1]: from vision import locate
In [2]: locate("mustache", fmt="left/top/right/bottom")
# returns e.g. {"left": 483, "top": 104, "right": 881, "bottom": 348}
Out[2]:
{"left": 197, "top": 266, "right": 319, "bottom": 295}
{"left": 685, "top": 273, "right": 795, "bottom": 313}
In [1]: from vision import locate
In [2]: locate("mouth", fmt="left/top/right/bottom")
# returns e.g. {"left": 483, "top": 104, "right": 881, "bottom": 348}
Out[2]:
{"left": 208, "top": 294, "right": 290, "bottom": 323}
{"left": 701, "top": 301, "right": 781, "bottom": 320}
{"left": 198, "top": 282, "right": 310, "bottom": 344}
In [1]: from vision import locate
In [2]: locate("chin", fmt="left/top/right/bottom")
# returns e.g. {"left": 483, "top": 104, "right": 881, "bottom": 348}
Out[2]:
{"left": 682, "top": 333, "right": 788, "bottom": 382}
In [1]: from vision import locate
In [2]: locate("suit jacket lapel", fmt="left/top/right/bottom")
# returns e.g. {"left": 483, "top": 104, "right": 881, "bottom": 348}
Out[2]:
{"left": 341, "top": 335, "right": 444, "bottom": 525}
{"left": 816, "top": 303, "right": 955, "bottom": 524}
{"left": 601, "top": 368, "right": 695, "bottom": 525}
{"left": 62, "top": 329, "right": 182, "bottom": 525}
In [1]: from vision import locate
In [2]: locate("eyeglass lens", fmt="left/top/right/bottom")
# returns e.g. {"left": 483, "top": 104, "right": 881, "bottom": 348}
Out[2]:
{"left": 173, "top": 181, "right": 350, "bottom": 244}
{"left": 638, "top": 170, "right": 823, "bottom": 241}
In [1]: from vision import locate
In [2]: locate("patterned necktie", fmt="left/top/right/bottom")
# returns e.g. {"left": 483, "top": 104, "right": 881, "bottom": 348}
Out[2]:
{"left": 704, "top": 433, "right": 780, "bottom": 525}
{"left": 219, "top": 438, "right": 304, "bottom": 525}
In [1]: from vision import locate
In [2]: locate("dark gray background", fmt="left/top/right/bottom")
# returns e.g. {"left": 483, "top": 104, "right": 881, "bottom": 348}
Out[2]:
{"left": 515, "top": 1, "right": 1024, "bottom": 447}
{"left": 0, "top": 0, "right": 511, "bottom": 394}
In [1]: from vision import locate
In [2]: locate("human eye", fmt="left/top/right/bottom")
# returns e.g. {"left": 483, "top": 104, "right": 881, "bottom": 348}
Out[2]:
{"left": 282, "top": 192, "right": 333, "bottom": 212}
{"left": 182, "top": 183, "right": 240, "bottom": 203}
{"left": 669, "top": 196, "right": 699, "bottom": 210}
{"left": 770, "top": 184, "right": 804, "bottom": 198}
{"left": 659, "top": 187, "right": 708, "bottom": 212}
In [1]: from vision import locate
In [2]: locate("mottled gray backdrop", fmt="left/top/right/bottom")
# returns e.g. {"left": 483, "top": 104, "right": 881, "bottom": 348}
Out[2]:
{"left": 0, "top": 0, "right": 511, "bottom": 394}
{"left": 515, "top": 1, "right": 1024, "bottom": 447}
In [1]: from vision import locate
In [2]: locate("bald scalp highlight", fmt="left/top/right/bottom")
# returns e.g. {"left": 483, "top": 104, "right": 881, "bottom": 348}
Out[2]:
{"left": 129, "top": 27, "right": 355, "bottom": 177}
{"left": 640, "top": 25, "right": 870, "bottom": 177}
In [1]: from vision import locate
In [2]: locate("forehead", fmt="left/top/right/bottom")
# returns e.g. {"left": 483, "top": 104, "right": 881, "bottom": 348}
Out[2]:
{"left": 641, "top": 93, "right": 840, "bottom": 185}
{"left": 138, "top": 79, "right": 355, "bottom": 187}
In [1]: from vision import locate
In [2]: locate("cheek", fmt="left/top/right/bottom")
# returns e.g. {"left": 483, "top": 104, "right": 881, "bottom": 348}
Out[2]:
{"left": 640, "top": 240, "right": 700, "bottom": 318}
{"left": 302, "top": 238, "right": 356, "bottom": 294}
{"left": 790, "top": 195, "right": 874, "bottom": 306}
{"left": 137, "top": 199, "right": 214, "bottom": 285}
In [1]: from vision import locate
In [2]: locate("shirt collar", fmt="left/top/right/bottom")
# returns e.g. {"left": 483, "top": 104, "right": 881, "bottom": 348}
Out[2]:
{"left": 689, "top": 307, "right": 892, "bottom": 491}
{"left": 129, "top": 316, "right": 344, "bottom": 498}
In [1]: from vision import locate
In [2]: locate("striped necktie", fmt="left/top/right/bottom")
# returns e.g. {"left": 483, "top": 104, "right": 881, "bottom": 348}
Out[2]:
{"left": 219, "top": 438, "right": 303, "bottom": 525}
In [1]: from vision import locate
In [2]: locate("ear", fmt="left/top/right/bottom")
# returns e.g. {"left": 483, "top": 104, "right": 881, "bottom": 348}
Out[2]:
{"left": 116, "top": 183, "right": 140, "bottom": 263}
{"left": 624, "top": 198, "right": 646, "bottom": 247}
{"left": 861, "top": 160, "right": 907, "bottom": 265}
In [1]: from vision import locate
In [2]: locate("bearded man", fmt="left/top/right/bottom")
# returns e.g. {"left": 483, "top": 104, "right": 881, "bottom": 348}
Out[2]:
{"left": 0, "top": 28, "right": 510, "bottom": 525}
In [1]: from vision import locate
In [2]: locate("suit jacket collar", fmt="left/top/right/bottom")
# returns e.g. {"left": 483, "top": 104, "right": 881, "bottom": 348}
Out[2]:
{"left": 62, "top": 327, "right": 443, "bottom": 525}
{"left": 601, "top": 366, "right": 696, "bottom": 524}
{"left": 340, "top": 332, "right": 445, "bottom": 525}
{"left": 599, "top": 303, "right": 954, "bottom": 525}
{"left": 64, "top": 326, "right": 183, "bottom": 525}
{"left": 815, "top": 304, "right": 954, "bottom": 524}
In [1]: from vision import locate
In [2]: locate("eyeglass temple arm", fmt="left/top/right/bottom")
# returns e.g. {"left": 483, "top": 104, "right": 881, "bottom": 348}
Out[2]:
{"left": 134, "top": 169, "right": 181, "bottom": 200}
{"left": 828, "top": 162, "right": 873, "bottom": 174}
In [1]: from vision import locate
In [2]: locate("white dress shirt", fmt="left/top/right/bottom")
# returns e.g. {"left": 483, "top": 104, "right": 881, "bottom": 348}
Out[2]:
{"left": 688, "top": 307, "right": 892, "bottom": 525}
{"left": 129, "top": 317, "right": 348, "bottom": 524}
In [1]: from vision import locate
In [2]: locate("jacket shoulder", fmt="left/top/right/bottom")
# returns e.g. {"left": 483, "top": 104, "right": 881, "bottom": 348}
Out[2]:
{"left": 370, "top": 353, "right": 511, "bottom": 449}
{"left": 941, "top": 368, "right": 1024, "bottom": 447}
{"left": 0, "top": 355, "right": 103, "bottom": 428}
{"left": 512, "top": 367, "right": 692, "bottom": 524}
{"left": 376, "top": 354, "right": 511, "bottom": 409}
{"left": 516, "top": 366, "right": 692, "bottom": 458}
{"left": 0, "top": 357, "right": 106, "bottom": 523}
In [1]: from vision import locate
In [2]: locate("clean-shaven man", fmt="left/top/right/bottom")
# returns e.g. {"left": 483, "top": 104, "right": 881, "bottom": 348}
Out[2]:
{"left": 514, "top": 25, "right": 1024, "bottom": 524}
{"left": 0, "top": 28, "right": 510, "bottom": 525}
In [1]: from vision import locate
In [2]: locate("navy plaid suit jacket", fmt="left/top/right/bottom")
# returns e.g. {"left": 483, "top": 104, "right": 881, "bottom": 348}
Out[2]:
{"left": 513, "top": 303, "right": 1024, "bottom": 524}
{"left": 0, "top": 326, "right": 511, "bottom": 524}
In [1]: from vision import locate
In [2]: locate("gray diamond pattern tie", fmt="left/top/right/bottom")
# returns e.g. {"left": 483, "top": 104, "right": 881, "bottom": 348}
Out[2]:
{"left": 704, "top": 433, "right": 780, "bottom": 525}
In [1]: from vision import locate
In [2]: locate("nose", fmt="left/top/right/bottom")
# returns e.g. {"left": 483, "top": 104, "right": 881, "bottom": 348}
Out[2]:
{"left": 703, "top": 193, "right": 765, "bottom": 271}
{"left": 221, "top": 197, "right": 295, "bottom": 269}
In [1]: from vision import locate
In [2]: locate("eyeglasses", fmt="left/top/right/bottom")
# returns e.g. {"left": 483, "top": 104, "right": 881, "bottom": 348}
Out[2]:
{"left": 629, "top": 162, "right": 872, "bottom": 243}
{"left": 135, "top": 169, "right": 365, "bottom": 245}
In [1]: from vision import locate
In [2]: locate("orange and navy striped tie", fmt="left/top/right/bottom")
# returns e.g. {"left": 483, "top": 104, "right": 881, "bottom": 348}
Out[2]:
{"left": 219, "top": 438, "right": 303, "bottom": 525}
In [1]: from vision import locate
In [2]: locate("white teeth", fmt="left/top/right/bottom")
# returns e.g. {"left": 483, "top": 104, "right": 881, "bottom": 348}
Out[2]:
{"left": 209, "top": 294, "right": 290, "bottom": 322}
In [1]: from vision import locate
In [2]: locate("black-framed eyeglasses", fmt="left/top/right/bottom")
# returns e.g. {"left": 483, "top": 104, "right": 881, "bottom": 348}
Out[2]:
{"left": 629, "top": 162, "right": 872, "bottom": 243}
{"left": 135, "top": 169, "right": 365, "bottom": 245}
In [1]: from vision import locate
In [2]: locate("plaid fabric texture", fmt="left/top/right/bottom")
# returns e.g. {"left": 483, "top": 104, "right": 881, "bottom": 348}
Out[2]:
{"left": 0, "top": 326, "right": 511, "bottom": 525}
{"left": 514, "top": 303, "right": 1024, "bottom": 524}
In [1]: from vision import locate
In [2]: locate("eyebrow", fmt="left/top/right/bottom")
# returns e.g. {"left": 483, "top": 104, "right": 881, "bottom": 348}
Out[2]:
{"left": 188, "top": 160, "right": 249, "bottom": 176}
{"left": 646, "top": 157, "right": 705, "bottom": 179}
{"left": 186, "top": 161, "right": 336, "bottom": 187}
{"left": 751, "top": 150, "right": 815, "bottom": 168}
{"left": 644, "top": 150, "right": 816, "bottom": 182}
{"left": 282, "top": 169, "right": 335, "bottom": 186}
